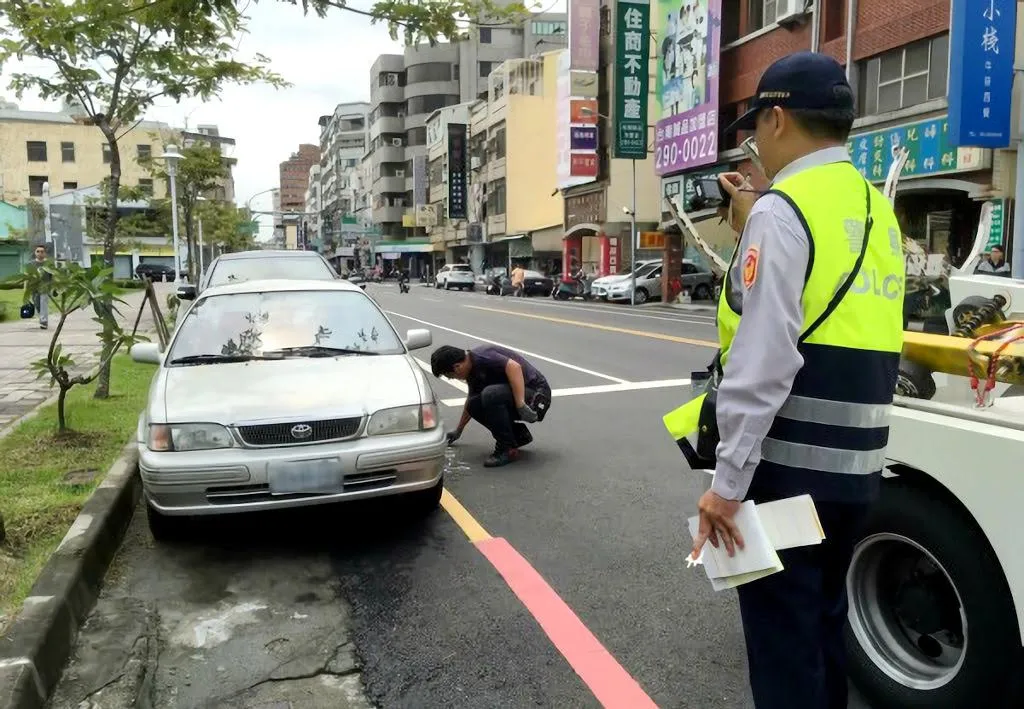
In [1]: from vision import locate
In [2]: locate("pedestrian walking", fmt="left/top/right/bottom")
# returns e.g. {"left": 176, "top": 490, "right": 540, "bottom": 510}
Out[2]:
{"left": 668, "top": 52, "right": 905, "bottom": 709}
{"left": 25, "top": 244, "right": 51, "bottom": 329}
{"left": 510, "top": 262, "right": 526, "bottom": 297}
{"left": 430, "top": 344, "right": 552, "bottom": 467}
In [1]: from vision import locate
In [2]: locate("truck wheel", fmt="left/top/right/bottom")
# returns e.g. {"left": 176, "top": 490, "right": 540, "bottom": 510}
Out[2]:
{"left": 896, "top": 358, "right": 936, "bottom": 400}
{"left": 845, "top": 480, "right": 1022, "bottom": 709}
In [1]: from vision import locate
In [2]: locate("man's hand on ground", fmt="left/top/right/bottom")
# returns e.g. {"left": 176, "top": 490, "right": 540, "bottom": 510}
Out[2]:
{"left": 517, "top": 404, "right": 538, "bottom": 423}
{"left": 691, "top": 489, "right": 745, "bottom": 558}
{"left": 446, "top": 430, "right": 462, "bottom": 445}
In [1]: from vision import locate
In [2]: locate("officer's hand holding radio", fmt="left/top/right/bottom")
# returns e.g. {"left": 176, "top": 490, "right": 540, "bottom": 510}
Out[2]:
{"left": 717, "top": 172, "right": 758, "bottom": 234}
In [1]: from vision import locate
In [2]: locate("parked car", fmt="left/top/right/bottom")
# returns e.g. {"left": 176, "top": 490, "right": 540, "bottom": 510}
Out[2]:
{"left": 136, "top": 262, "right": 177, "bottom": 281}
{"left": 129, "top": 278, "right": 445, "bottom": 540}
{"left": 520, "top": 270, "right": 555, "bottom": 296}
{"left": 177, "top": 250, "right": 341, "bottom": 301}
{"left": 435, "top": 264, "right": 475, "bottom": 291}
{"left": 679, "top": 260, "right": 716, "bottom": 300}
{"left": 590, "top": 260, "right": 661, "bottom": 299}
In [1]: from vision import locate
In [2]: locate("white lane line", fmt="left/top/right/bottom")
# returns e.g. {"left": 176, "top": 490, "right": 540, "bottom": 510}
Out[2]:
{"left": 437, "top": 377, "right": 692, "bottom": 407}
{"left": 387, "top": 310, "right": 628, "bottom": 384}
{"left": 413, "top": 357, "right": 469, "bottom": 393}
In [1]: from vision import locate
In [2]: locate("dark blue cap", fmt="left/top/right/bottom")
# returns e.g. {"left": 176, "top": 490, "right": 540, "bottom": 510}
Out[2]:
{"left": 726, "top": 51, "right": 854, "bottom": 134}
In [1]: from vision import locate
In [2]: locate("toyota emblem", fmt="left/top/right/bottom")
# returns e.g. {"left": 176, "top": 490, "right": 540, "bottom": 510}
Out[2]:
{"left": 290, "top": 423, "right": 313, "bottom": 440}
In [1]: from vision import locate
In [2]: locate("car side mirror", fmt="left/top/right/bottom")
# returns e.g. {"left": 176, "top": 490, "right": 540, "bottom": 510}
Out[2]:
{"left": 176, "top": 284, "right": 197, "bottom": 301}
{"left": 130, "top": 342, "right": 162, "bottom": 365}
{"left": 403, "top": 328, "right": 432, "bottom": 351}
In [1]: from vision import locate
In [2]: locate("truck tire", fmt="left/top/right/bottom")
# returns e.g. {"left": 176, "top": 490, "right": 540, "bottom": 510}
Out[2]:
{"left": 845, "top": 480, "right": 1022, "bottom": 709}
{"left": 896, "top": 358, "right": 936, "bottom": 400}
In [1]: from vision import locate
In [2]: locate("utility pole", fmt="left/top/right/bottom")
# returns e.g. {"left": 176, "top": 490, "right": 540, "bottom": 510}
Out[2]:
{"left": 41, "top": 182, "right": 53, "bottom": 247}
{"left": 1014, "top": 65, "right": 1024, "bottom": 279}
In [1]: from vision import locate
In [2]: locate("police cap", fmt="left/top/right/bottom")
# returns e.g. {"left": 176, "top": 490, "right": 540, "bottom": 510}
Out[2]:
{"left": 726, "top": 51, "right": 854, "bottom": 134}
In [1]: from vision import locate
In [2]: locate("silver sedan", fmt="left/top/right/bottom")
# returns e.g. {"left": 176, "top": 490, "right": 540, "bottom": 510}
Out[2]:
{"left": 131, "top": 278, "right": 446, "bottom": 540}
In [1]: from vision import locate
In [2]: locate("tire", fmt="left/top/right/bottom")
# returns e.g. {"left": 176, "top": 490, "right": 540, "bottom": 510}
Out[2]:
{"left": 694, "top": 284, "right": 712, "bottom": 300}
{"left": 147, "top": 503, "right": 183, "bottom": 542}
{"left": 467, "top": 285, "right": 474, "bottom": 292}
{"left": 896, "top": 358, "right": 937, "bottom": 400}
{"left": 634, "top": 287, "right": 649, "bottom": 305}
{"left": 846, "top": 480, "right": 1022, "bottom": 709}
{"left": 409, "top": 477, "right": 443, "bottom": 516}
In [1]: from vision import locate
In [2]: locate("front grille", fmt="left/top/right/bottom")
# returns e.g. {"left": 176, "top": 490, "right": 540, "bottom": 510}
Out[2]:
{"left": 237, "top": 417, "right": 362, "bottom": 446}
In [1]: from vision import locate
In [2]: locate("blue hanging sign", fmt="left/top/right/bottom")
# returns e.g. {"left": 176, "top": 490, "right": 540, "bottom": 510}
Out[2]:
{"left": 948, "top": 0, "right": 1016, "bottom": 148}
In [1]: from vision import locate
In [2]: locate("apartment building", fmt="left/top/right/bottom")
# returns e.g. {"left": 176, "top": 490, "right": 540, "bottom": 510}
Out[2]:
{"left": 0, "top": 100, "right": 172, "bottom": 206}
{"left": 366, "top": 12, "right": 568, "bottom": 241}
{"left": 660, "top": 0, "right": 1000, "bottom": 271}
{"left": 304, "top": 163, "right": 321, "bottom": 249}
{"left": 278, "top": 143, "right": 320, "bottom": 249}
{"left": 317, "top": 102, "right": 370, "bottom": 245}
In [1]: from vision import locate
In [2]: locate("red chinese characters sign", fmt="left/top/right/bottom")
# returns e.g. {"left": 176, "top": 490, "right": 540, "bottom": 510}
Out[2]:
{"left": 570, "top": 153, "right": 598, "bottom": 177}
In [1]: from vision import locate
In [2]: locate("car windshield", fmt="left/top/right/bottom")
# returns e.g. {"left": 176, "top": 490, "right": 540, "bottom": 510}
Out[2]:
{"left": 635, "top": 263, "right": 659, "bottom": 277}
{"left": 206, "top": 257, "right": 334, "bottom": 288}
{"left": 451, "top": 265, "right": 472, "bottom": 272}
{"left": 167, "top": 290, "right": 405, "bottom": 364}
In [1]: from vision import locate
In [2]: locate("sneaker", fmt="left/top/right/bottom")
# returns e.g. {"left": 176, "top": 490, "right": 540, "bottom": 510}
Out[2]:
{"left": 513, "top": 423, "right": 533, "bottom": 448}
{"left": 484, "top": 448, "right": 520, "bottom": 468}
{"left": 39, "top": 323, "right": 48, "bottom": 330}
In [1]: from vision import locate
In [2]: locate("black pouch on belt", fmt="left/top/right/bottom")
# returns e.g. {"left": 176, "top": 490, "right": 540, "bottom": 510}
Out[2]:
{"left": 695, "top": 352, "right": 724, "bottom": 462}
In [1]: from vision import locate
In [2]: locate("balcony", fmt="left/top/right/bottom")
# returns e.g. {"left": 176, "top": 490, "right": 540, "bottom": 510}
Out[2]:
{"left": 374, "top": 84, "right": 404, "bottom": 103}
{"left": 372, "top": 145, "right": 405, "bottom": 164}
{"left": 374, "top": 176, "right": 407, "bottom": 194}
{"left": 372, "top": 205, "right": 405, "bottom": 224}
{"left": 370, "top": 116, "right": 406, "bottom": 138}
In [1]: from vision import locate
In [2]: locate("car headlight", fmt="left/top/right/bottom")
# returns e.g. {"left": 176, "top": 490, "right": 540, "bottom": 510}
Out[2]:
{"left": 366, "top": 403, "right": 438, "bottom": 436}
{"left": 148, "top": 423, "right": 235, "bottom": 452}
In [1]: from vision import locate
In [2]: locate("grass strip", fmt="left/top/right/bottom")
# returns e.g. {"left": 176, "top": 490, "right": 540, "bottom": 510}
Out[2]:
{"left": 0, "top": 354, "right": 152, "bottom": 619}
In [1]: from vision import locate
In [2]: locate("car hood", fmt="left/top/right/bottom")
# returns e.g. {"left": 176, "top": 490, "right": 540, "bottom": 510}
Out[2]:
{"left": 156, "top": 354, "right": 424, "bottom": 425}
{"left": 592, "top": 274, "right": 631, "bottom": 286}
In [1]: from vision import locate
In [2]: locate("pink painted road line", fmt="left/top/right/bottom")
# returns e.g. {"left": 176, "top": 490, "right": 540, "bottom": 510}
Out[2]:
{"left": 476, "top": 537, "right": 659, "bottom": 709}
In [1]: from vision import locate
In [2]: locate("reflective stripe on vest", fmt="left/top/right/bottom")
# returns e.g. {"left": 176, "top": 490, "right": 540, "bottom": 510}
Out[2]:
{"left": 717, "top": 160, "right": 905, "bottom": 498}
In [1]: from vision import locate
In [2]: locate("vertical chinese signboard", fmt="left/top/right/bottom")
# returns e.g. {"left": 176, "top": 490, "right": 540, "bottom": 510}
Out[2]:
{"left": 447, "top": 123, "right": 467, "bottom": 220}
{"left": 569, "top": 0, "right": 600, "bottom": 72}
{"left": 948, "top": 0, "right": 1016, "bottom": 148}
{"left": 653, "top": 0, "right": 722, "bottom": 175}
{"left": 556, "top": 49, "right": 599, "bottom": 189}
{"left": 613, "top": 0, "right": 650, "bottom": 159}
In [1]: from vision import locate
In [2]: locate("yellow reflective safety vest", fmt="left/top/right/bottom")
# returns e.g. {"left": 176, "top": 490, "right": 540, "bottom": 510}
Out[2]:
{"left": 665, "top": 160, "right": 905, "bottom": 502}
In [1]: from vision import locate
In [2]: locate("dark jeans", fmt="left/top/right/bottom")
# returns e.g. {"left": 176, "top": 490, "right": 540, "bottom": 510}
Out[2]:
{"left": 736, "top": 498, "right": 870, "bottom": 709}
{"left": 466, "top": 383, "right": 547, "bottom": 450}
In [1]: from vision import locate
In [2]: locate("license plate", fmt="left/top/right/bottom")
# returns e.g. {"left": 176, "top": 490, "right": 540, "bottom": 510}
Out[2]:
{"left": 268, "top": 457, "right": 343, "bottom": 495}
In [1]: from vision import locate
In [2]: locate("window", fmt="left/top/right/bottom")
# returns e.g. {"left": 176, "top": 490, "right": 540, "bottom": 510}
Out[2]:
{"left": 137, "top": 144, "right": 152, "bottom": 160}
{"left": 63, "top": 181, "right": 78, "bottom": 191}
{"left": 531, "top": 20, "right": 567, "bottom": 35}
{"left": 61, "top": 142, "right": 76, "bottom": 163}
{"left": 493, "top": 127, "right": 506, "bottom": 159}
{"left": 479, "top": 27, "right": 492, "bottom": 43}
{"left": 453, "top": 63, "right": 460, "bottom": 80}
{"left": 479, "top": 61, "right": 493, "bottom": 78}
{"left": 859, "top": 35, "right": 948, "bottom": 116}
{"left": 102, "top": 143, "right": 112, "bottom": 164}
{"left": 747, "top": 0, "right": 787, "bottom": 31}
{"left": 406, "top": 94, "right": 459, "bottom": 115}
{"left": 407, "top": 62, "right": 452, "bottom": 83}
{"left": 28, "top": 176, "right": 48, "bottom": 197}
{"left": 26, "top": 141, "right": 47, "bottom": 162}
{"left": 487, "top": 178, "right": 506, "bottom": 216}
{"left": 407, "top": 127, "right": 427, "bottom": 146}
{"left": 139, "top": 178, "right": 154, "bottom": 196}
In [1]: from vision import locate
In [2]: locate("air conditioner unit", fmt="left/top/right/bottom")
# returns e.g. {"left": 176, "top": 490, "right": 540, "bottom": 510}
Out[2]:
{"left": 385, "top": 73, "right": 399, "bottom": 86}
{"left": 395, "top": 169, "right": 405, "bottom": 177}
{"left": 391, "top": 138, "right": 403, "bottom": 146}
{"left": 470, "top": 156, "right": 482, "bottom": 170}
{"left": 776, "top": 0, "right": 811, "bottom": 28}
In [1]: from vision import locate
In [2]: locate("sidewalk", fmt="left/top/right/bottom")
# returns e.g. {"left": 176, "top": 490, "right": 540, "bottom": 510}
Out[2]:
{"left": 650, "top": 300, "right": 716, "bottom": 313}
{"left": 0, "top": 283, "right": 168, "bottom": 431}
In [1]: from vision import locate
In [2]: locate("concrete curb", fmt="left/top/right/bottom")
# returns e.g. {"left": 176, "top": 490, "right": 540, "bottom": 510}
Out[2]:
{"left": 0, "top": 441, "right": 141, "bottom": 709}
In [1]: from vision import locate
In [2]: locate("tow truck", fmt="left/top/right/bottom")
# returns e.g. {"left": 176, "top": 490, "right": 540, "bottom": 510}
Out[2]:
{"left": 666, "top": 143, "right": 1024, "bottom": 709}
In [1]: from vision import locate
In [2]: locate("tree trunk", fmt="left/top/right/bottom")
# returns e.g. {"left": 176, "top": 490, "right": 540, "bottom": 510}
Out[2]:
{"left": 94, "top": 126, "right": 121, "bottom": 400}
{"left": 183, "top": 201, "right": 196, "bottom": 284}
{"left": 57, "top": 385, "right": 69, "bottom": 433}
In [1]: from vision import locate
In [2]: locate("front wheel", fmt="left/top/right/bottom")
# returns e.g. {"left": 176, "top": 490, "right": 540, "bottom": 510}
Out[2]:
{"left": 694, "top": 284, "right": 712, "bottom": 300}
{"left": 633, "top": 288, "right": 649, "bottom": 305}
{"left": 845, "top": 480, "right": 1022, "bottom": 709}
{"left": 147, "top": 503, "right": 184, "bottom": 543}
{"left": 408, "top": 477, "right": 443, "bottom": 516}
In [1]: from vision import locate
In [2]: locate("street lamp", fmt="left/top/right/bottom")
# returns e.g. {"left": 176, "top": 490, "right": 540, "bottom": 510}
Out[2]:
{"left": 196, "top": 195, "right": 207, "bottom": 279}
{"left": 578, "top": 106, "right": 640, "bottom": 306}
{"left": 159, "top": 144, "right": 185, "bottom": 282}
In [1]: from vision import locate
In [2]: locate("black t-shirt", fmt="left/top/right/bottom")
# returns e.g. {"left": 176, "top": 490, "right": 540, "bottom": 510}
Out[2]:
{"left": 467, "top": 345, "right": 548, "bottom": 395}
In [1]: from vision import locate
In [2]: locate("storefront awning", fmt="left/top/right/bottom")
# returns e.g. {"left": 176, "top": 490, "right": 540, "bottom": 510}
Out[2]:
{"left": 490, "top": 234, "right": 528, "bottom": 243}
{"left": 375, "top": 242, "right": 434, "bottom": 254}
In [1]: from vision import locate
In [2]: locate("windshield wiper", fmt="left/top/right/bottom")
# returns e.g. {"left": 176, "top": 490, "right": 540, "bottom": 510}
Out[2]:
{"left": 265, "top": 345, "right": 379, "bottom": 358}
{"left": 168, "top": 353, "right": 282, "bottom": 365}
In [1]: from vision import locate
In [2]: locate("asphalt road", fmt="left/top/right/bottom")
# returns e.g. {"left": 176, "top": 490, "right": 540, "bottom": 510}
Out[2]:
{"left": 52, "top": 283, "right": 870, "bottom": 709}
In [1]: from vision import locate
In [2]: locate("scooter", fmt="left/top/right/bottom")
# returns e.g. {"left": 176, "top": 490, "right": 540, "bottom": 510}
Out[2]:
{"left": 486, "top": 275, "right": 516, "bottom": 296}
{"left": 551, "top": 273, "right": 593, "bottom": 301}
{"left": 398, "top": 274, "right": 410, "bottom": 294}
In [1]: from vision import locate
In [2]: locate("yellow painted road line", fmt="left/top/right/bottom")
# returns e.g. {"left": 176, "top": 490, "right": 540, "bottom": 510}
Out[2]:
{"left": 441, "top": 488, "right": 492, "bottom": 543}
{"left": 464, "top": 305, "right": 718, "bottom": 348}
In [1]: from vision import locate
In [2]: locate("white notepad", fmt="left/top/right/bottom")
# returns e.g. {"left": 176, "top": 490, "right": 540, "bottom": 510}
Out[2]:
{"left": 687, "top": 495, "right": 825, "bottom": 591}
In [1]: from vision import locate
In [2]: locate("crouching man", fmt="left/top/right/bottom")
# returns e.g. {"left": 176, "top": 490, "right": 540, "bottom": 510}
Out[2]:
{"left": 430, "top": 344, "right": 552, "bottom": 467}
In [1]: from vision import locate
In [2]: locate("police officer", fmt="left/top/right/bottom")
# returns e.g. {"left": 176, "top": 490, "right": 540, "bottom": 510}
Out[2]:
{"left": 687, "top": 53, "right": 905, "bottom": 708}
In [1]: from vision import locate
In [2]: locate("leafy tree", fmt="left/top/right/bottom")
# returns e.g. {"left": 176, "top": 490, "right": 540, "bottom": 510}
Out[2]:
{"left": 198, "top": 202, "right": 257, "bottom": 255}
{"left": 0, "top": 0, "right": 284, "bottom": 399}
{"left": 18, "top": 261, "right": 140, "bottom": 434}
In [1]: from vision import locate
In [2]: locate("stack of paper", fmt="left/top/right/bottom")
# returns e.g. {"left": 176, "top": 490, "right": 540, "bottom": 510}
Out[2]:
{"left": 687, "top": 495, "right": 825, "bottom": 591}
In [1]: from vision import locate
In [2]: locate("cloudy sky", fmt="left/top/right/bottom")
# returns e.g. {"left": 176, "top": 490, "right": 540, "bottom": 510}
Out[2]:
{"left": 1, "top": 3, "right": 406, "bottom": 240}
